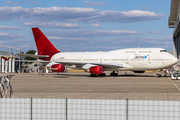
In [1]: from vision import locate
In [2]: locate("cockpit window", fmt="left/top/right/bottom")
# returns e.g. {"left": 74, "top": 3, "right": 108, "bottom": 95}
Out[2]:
{"left": 160, "top": 50, "right": 167, "bottom": 52}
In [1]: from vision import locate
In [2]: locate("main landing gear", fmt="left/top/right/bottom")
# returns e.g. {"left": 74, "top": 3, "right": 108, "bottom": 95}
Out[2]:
{"left": 90, "top": 71, "right": 119, "bottom": 77}
{"left": 90, "top": 73, "right": 106, "bottom": 77}
{"left": 110, "top": 71, "right": 118, "bottom": 76}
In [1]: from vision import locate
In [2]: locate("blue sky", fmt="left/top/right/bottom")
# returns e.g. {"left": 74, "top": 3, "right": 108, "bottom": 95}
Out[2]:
{"left": 0, "top": 0, "right": 173, "bottom": 52}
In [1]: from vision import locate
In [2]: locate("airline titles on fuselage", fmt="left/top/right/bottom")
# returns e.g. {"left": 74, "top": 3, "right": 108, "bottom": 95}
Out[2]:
{"left": 134, "top": 54, "right": 149, "bottom": 59}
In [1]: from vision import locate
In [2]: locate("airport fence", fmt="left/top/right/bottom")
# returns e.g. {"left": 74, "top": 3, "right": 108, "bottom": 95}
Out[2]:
{"left": 0, "top": 98, "right": 180, "bottom": 120}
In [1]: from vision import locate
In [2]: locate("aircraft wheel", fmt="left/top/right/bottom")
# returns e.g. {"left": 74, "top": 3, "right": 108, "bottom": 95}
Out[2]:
{"left": 156, "top": 74, "right": 161, "bottom": 77}
{"left": 99, "top": 73, "right": 106, "bottom": 76}
{"left": 110, "top": 72, "right": 118, "bottom": 76}
{"left": 90, "top": 74, "right": 97, "bottom": 77}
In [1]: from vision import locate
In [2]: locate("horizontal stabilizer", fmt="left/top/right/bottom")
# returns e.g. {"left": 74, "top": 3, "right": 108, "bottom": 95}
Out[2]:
{"left": 19, "top": 54, "right": 49, "bottom": 58}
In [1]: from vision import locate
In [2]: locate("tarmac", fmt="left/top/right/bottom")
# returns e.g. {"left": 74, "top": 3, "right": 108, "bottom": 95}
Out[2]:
{"left": 5, "top": 71, "right": 180, "bottom": 100}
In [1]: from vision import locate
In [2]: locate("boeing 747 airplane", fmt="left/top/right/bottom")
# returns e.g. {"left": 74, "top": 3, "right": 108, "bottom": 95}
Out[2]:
{"left": 23, "top": 27, "right": 178, "bottom": 76}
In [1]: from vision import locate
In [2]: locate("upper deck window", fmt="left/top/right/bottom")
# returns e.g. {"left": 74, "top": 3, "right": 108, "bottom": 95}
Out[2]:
{"left": 125, "top": 51, "right": 135, "bottom": 53}
{"left": 160, "top": 50, "right": 167, "bottom": 52}
{"left": 139, "top": 51, "right": 151, "bottom": 53}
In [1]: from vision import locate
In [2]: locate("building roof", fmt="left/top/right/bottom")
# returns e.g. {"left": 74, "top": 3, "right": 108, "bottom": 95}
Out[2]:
{"left": 168, "top": 0, "right": 180, "bottom": 27}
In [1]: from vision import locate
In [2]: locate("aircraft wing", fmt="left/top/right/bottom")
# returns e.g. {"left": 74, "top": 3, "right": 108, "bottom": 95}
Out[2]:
{"left": 2, "top": 55, "right": 131, "bottom": 70}
{"left": 82, "top": 63, "right": 124, "bottom": 69}
{"left": 51, "top": 61, "right": 132, "bottom": 70}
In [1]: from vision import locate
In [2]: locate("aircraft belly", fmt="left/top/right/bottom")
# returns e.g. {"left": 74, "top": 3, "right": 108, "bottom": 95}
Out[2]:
{"left": 129, "top": 60, "right": 170, "bottom": 70}
{"left": 129, "top": 60, "right": 163, "bottom": 70}
{"left": 129, "top": 60, "right": 148, "bottom": 70}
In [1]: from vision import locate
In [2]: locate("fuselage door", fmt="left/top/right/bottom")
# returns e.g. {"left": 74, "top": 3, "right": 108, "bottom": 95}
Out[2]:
{"left": 99, "top": 56, "right": 103, "bottom": 63}
{"left": 126, "top": 57, "right": 129, "bottom": 64}
{"left": 148, "top": 56, "right": 151, "bottom": 64}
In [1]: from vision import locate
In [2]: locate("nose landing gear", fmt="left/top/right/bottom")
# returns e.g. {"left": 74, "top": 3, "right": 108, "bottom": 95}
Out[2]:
{"left": 156, "top": 70, "right": 162, "bottom": 77}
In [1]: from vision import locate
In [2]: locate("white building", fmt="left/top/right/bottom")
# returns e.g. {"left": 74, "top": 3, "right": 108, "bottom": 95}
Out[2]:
{"left": 0, "top": 45, "right": 21, "bottom": 73}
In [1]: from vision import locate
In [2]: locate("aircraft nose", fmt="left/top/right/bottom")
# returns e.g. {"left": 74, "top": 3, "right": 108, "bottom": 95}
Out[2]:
{"left": 173, "top": 57, "right": 178, "bottom": 64}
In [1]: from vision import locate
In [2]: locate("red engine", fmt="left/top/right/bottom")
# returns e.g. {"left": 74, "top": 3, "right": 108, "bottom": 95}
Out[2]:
{"left": 89, "top": 66, "right": 103, "bottom": 75}
{"left": 51, "top": 64, "right": 65, "bottom": 72}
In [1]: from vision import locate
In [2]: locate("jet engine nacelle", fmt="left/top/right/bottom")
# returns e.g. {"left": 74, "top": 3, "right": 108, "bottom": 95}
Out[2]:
{"left": 51, "top": 64, "right": 65, "bottom": 72}
{"left": 89, "top": 66, "right": 103, "bottom": 75}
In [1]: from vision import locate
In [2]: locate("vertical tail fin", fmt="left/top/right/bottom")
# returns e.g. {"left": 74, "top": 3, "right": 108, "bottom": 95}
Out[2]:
{"left": 32, "top": 27, "right": 59, "bottom": 53}
{"left": 32, "top": 27, "right": 60, "bottom": 61}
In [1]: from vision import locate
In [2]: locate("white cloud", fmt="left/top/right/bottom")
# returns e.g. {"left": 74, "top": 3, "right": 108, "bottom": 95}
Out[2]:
{"left": 24, "top": 22, "right": 85, "bottom": 28}
{"left": 151, "top": 31, "right": 162, "bottom": 34}
{"left": 48, "top": 36, "right": 89, "bottom": 41}
{"left": 110, "top": 30, "right": 139, "bottom": 34}
{"left": 25, "top": 0, "right": 41, "bottom": 4}
{"left": 5, "top": 1, "right": 22, "bottom": 5}
{"left": 164, "top": 36, "right": 172, "bottom": 39}
{"left": 0, "top": 7, "right": 164, "bottom": 23}
{"left": 0, "top": 25, "right": 21, "bottom": 30}
{"left": 122, "top": 10, "right": 156, "bottom": 17}
{"left": 83, "top": 1, "right": 106, "bottom": 6}
{"left": 164, "top": 42, "right": 172, "bottom": 44}
{"left": 143, "top": 36, "right": 173, "bottom": 48}
{"left": 5, "top": 1, "right": 13, "bottom": 5}
{"left": 22, "top": 45, "right": 32, "bottom": 48}
{"left": 91, "top": 24, "right": 104, "bottom": 28}
{"left": 0, "top": 32, "right": 23, "bottom": 46}
{"left": 0, "top": 32, "right": 22, "bottom": 38}
{"left": 0, "top": 33, "right": 10, "bottom": 36}
{"left": 45, "top": 29, "right": 141, "bottom": 38}
{"left": 144, "top": 36, "right": 172, "bottom": 41}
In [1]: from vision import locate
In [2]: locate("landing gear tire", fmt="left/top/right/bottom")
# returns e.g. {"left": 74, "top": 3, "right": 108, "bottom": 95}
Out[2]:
{"left": 90, "top": 73, "right": 106, "bottom": 77}
{"left": 156, "top": 74, "right": 162, "bottom": 77}
{"left": 110, "top": 71, "right": 118, "bottom": 76}
{"left": 90, "top": 74, "right": 97, "bottom": 77}
{"left": 99, "top": 73, "right": 106, "bottom": 76}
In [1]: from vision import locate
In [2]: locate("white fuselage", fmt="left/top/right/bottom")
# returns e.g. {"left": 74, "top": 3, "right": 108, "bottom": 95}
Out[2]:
{"left": 50, "top": 48, "right": 178, "bottom": 71}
